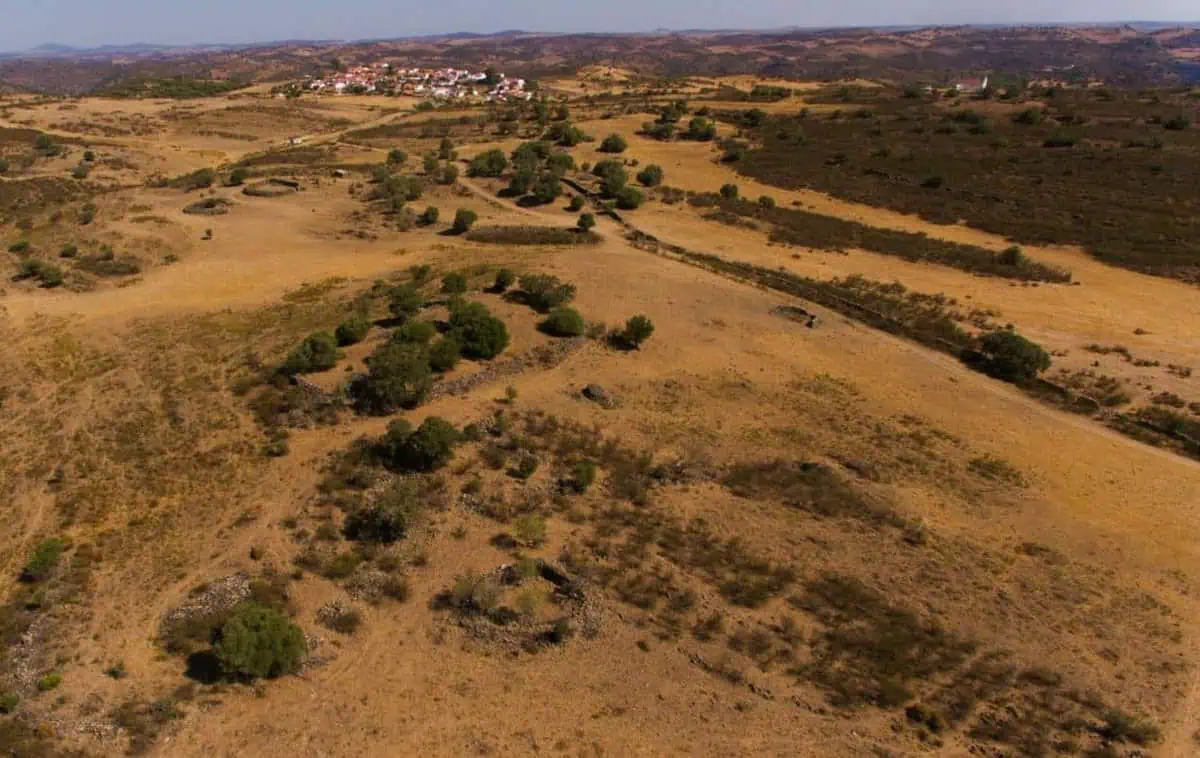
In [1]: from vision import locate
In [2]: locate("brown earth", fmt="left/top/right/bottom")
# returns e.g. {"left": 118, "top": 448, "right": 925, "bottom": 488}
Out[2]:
{"left": 1, "top": 77, "right": 1198, "bottom": 758}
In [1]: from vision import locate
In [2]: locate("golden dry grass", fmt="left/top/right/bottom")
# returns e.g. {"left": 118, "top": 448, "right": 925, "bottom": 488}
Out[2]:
{"left": 1, "top": 82, "right": 1198, "bottom": 758}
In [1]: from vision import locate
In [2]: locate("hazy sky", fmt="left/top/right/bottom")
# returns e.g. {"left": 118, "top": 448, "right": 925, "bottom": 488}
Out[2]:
{"left": 2, "top": 0, "right": 1197, "bottom": 51}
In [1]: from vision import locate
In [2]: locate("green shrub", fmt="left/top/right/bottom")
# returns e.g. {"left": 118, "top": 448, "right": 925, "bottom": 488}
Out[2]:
{"left": 429, "top": 337, "right": 461, "bottom": 372}
{"left": 79, "top": 203, "right": 97, "bottom": 225}
{"left": 378, "top": 417, "right": 461, "bottom": 472}
{"left": 408, "top": 264, "right": 432, "bottom": 284}
{"left": 567, "top": 195, "right": 585, "bottom": 211}
{"left": 388, "top": 284, "right": 425, "bottom": 322}
{"left": 637, "top": 164, "right": 664, "bottom": 187}
{"left": 616, "top": 186, "right": 644, "bottom": 210}
{"left": 213, "top": 602, "right": 305, "bottom": 680}
{"left": 441, "top": 272, "right": 468, "bottom": 294}
{"left": 594, "top": 160, "right": 627, "bottom": 196}
{"left": 547, "top": 152, "right": 575, "bottom": 175}
{"left": 281, "top": 332, "right": 341, "bottom": 375}
{"left": 492, "top": 268, "right": 515, "bottom": 292}
{"left": 451, "top": 208, "right": 478, "bottom": 234}
{"left": 21, "top": 538, "right": 66, "bottom": 582}
{"left": 354, "top": 341, "right": 432, "bottom": 412}
{"left": 72, "top": 164, "right": 90, "bottom": 180}
{"left": 15, "top": 259, "right": 64, "bottom": 288}
{"left": 599, "top": 133, "right": 628, "bottom": 153}
{"left": 570, "top": 459, "right": 597, "bottom": 493}
{"left": 507, "top": 168, "right": 533, "bottom": 196}
{"left": 513, "top": 514, "right": 546, "bottom": 545}
{"left": 227, "top": 167, "right": 249, "bottom": 186}
{"left": 8, "top": 240, "right": 30, "bottom": 253}
{"left": 518, "top": 273, "right": 576, "bottom": 312}
{"left": 393, "top": 319, "right": 437, "bottom": 345}
{"left": 0, "top": 693, "right": 18, "bottom": 714}
{"left": 758, "top": 195, "right": 777, "bottom": 209}
{"left": 614, "top": 315, "right": 655, "bottom": 350}
{"left": 532, "top": 172, "right": 561, "bottom": 204}
{"left": 335, "top": 314, "right": 371, "bottom": 346}
{"left": 577, "top": 213, "right": 596, "bottom": 232}
{"left": 438, "top": 137, "right": 455, "bottom": 159}
{"left": 686, "top": 117, "right": 717, "bottom": 141}
{"left": 467, "top": 149, "right": 508, "bottom": 177}
{"left": 977, "top": 330, "right": 1051, "bottom": 382}
{"left": 422, "top": 153, "right": 438, "bottom": 173}
{"left": 449, "top": 301, "right": 509, "bottom": 359}
{"left": 387, "top": 148, "right": 407, "bottom": 166}
{"left": 541, "top": 306, "right": 586, "bottom": 337}
{"left": 59, "top": 243, "right": 78, "bottom": 259}
{"left": 437, "top": 164, "right": 459, "bottom": 185}
{"left": 36, "top": 674, "right": 62, "bottom": 692}
{"left": 420, "top": 206, "right": 439, "bottom": 225}
{"left": 719, "top": 183, "right": 739, "bottom": 200}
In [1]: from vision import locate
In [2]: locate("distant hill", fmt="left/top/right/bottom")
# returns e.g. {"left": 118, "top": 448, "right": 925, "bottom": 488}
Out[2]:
{"left": 0, "top": 23, "right": 1197, "bottom": 94}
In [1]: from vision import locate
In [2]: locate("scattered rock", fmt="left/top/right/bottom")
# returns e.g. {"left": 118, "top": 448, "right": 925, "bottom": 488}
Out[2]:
{"left": 772, "top": 304, "right": 819, "bottom": 328}
{"left": 182, "top": 198, "right": 232, "bottom": 216}
{"left": 581, "top": 383, "right": 619, "bottom": 409}
{"left": 243, "top": 179, "right": 300, "bottom": 197}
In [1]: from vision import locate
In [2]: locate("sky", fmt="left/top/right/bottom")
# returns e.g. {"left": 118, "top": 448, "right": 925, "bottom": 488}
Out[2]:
{"left": 1, "top": 0, "right": 1197, "bottom": 52}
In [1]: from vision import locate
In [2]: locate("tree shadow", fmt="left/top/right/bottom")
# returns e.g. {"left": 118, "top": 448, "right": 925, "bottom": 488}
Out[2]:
{"left": 184, "top": 652, "right": 223, "bottom": 685}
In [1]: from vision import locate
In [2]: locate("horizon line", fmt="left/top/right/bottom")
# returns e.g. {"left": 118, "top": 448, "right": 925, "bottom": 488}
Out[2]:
{"left": 4, "top": 18, "right": 1199, "bottom": 56}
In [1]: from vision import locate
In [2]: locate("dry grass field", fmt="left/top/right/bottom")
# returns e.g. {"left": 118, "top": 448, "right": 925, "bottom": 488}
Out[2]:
{"left": 1, "top": 75, "right": 1199, "bottom": 758}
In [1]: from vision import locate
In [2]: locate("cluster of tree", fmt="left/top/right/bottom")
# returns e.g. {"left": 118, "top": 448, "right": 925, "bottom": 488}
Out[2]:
{"left": 545, "top": 121, "right": 590, "bottom": 147}
{"left": 592, "top": 160, "right": 644, "bottom": 209}
{"left": 351, "top": 289, "right": 507, "bottom": 413}
{"left": 98, "top": 76, "right": 247, "bottom": 100}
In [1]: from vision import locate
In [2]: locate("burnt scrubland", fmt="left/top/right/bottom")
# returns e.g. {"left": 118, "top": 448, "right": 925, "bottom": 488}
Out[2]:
{"left": 727, "top": 86, "right": 1200, "bottom": 282}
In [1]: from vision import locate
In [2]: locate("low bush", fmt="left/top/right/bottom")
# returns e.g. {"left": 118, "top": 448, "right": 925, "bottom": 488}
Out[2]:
{"left": 466, "top": 226, "right": 599, "bottom": 245}
{"left": 577, "top": 213, "right": 596, "bottom": 232}
{"left": 420, "top": 206, "right": 439, "bottom": 225}
{"left": 429, "top": 337, "right": 461, "bottom": 373}
{"left": 616, "top": 187, "right": 644, "bottom": 210}
{"left": 281, "top": 332, "right": 341, "bottom": 375}
{"left": 451, "top": 208, "right": 478, "bottom": 234}
{"left": 353, "top": 341, "right": 432, "bottom": 412}
{"left": 569, "top": 459, "right": 597, "bottom": 493}
{"left": 719, "top": 183, "right": 739, "bottom": 200}
{"left": 637, "top": 165, "right": 664, "bottom": 187}
{"left": 378, "top": 417, "right": 461, "bottom": 472}
{"left": 492, "top": 268, "right": 515, "bottom": 292}
{"left": 514, "top": 514, "right": 547, "bottom": 546}
{"left": 13, "top": 259, "right": 63, "bottom": 288}
{"left": 977, "top": 330, "right": 1051, "bottom": 383}
{"left": 467, "top": 149, "right": 508, "bottom": 177}
{"left": 567, "top": 195, "right": 585, "bottom": 211}
{"left": 449, "top": 300, "right": 509, "bottom": 359}
{"left": 540, "top": 306, "right": 586, "bottom": 337}
{"left": 388, "top": 283, "right": 425, "bottom": 322}
{"left": 392, "top": 320, "right": 437, "bottom": 345}
{"left": 518, "top": 274, "right": 576, "bottom": 312}
{"left": 59, "top": 243, "right": 78, "bottom": 258}
{"left": 441, "top": 272, "right": 468, "bottom": 294}
{"left": 227, "top": 167, "right": 249, "bottom": 186}
{"left": 20, "top": 538, "right": 66, "bottom": 582}
{"left": 598, "top": 133, "right": 628, "bottom": 153}
{"left": 170, "top": 167, "right": 216, "bottom": 192}
{"left": 213, "top": 602, "right": 305, "bottom": 680}
{"left": 335, "top": 314, "right": 371, "bottom": 346}
{"left": 613, "top": 315, "right": 655, "bottom": 350}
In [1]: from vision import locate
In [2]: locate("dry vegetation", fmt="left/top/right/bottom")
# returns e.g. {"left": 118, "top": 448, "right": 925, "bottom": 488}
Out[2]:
{"left": 1, "top": 54, "right": 1199, "bottom": 758}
